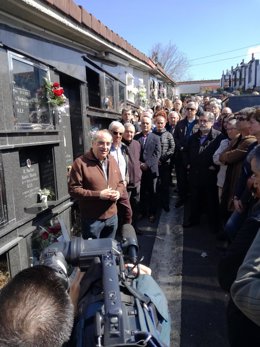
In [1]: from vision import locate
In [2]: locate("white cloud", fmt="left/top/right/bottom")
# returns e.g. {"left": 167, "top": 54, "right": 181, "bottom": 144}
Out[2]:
{"left": 247, "top": 46, "right": 260, "bottom": 60}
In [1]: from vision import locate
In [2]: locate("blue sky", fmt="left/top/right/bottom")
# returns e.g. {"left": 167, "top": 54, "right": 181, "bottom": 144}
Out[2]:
{"left": 75, "top": 0, "right": 260, "bottom": 81}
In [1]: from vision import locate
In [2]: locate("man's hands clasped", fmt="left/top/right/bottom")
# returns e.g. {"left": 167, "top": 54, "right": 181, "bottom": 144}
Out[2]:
{"left": 100, "top": 187, "right": 120, "bottom": 201}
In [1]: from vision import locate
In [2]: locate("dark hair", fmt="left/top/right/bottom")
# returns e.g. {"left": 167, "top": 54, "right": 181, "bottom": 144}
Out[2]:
{"left": 251, "top": 107, "right": 260, "bottom": 122}
{"left": 235, "top": 107, "right": 256, "bottom": 120}
{"left": 0, "top": 266, "right": 74, "bottom": 347}
{"left": 248, "top": 144, "right": 260, "bottom": 169}
{"left": 121, "top": 108, "right": 131, "bottom": 115}
{"left": 221, "top": 113, "right": 234, "bottom": 134}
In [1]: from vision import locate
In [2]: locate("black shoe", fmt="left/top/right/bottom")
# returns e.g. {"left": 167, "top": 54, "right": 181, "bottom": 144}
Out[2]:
{"left": 182, "top": 221, "right": 199, "bottom": 228}
{"left": 175, "top": 199, "right": 185, "bottom": 208}
{"left": 148, "top": 215, "right": 156, "bottom": 223}
{"left": 216, "top": 240, "right": 229, "bottom": 250}
{"left": 137, "top": 213, "right": 145, "bottom": 221}
{"left": 136, "top": 228, "right": 143, "bottom": 235}
{"left": 216, "top": 231, "right": 229, "bottom": 241}
{"left": 163, "top": 205, "right": 170, "bottom": 212}
{"left": 182, "top": 222, "right": 192, "bottom": 228}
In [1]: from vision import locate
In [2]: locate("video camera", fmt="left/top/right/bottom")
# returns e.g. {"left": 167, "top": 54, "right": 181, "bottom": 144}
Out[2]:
{"left": 40, "top": 224, "right": 142, "bottom": 347}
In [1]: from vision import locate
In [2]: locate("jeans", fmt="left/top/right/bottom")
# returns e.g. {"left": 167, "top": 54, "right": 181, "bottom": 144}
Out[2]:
{"left": 224, "top": 210, "right": 247, "bottom": 241}
{"left": 81, "top": 214, "right": 118, "bottom": 239}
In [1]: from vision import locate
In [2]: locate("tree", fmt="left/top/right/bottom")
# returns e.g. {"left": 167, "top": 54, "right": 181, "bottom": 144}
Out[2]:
{"left": 150, "top": 41, "right": 189, "bottom": 81}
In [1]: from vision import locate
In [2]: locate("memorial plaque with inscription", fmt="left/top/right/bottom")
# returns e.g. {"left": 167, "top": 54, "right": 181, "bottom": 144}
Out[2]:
{"left": 19, "top": 151, "right": 40, "bottom": 208}
{"left": 11, "top": 54, "right": 52, "bottom": 128}
{"left": 20, "top": 146, "right": 57, "bottom": 208}
{"left": 13, "top": 87, "right": 31, "bottom": 123}
{"left": 39, "top": 148, "right": 56, "bottom": 200}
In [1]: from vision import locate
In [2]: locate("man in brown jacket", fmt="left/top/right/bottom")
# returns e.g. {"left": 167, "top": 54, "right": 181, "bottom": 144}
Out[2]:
{"left": 69, "top": 130, "right": 125, "bottom": 239}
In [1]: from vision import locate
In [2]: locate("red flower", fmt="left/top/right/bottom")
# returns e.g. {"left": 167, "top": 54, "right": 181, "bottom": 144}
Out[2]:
{"left": 41, "top": 231, "right": 49, "bottom": 240}
{"left": 52, "top": 82, "right": 60, "bottom": 88}
{"left": 48, "top": 225, "right": 61, "bottom": 235}
{"left": 53, "top": 88, "right": 64, "bottom": 97}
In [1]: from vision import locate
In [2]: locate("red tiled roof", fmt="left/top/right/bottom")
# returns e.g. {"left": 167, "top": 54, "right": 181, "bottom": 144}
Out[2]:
{"left": 177, "top": 79, "right": 220, "bottom": 85}
{"left": 44, "top": 0, "right": 149, "bottom": 62}
{"left": 42, "top": 0, "right": 174, "bottom": 83}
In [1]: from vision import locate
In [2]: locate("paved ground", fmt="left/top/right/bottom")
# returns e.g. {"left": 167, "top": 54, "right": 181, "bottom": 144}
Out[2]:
{"left": 139, "top": 188, "right": 230, "bottom": 347}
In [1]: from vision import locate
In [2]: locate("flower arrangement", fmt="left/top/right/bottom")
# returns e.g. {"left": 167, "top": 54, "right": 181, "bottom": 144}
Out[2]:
{"left": 127, "top": 85, "right": 138, "bottom": 95}
{"left": 0, "top": 261, "right": 9, "bottom": 289}
{"left": 38, "top": 188, "right": 55, "bottom": 201}
{"left": 43, "top": 78, "right": 67, "bottom": 107}
{"left": 31, "top": 219, "right": 62, "bottom": 262}
{"left": 137, "top": 86, "right": 147, "bottom": 101}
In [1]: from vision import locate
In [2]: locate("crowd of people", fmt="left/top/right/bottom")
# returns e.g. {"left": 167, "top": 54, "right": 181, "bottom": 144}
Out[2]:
{"left": 68, "top": 95, "right": 253, "bottom": 235}
{"left": 3, "top": 93, "right": 260, "bottom": 346}
{"left": 69, "top": 103, "right": 176, "bottom": 234}
{"left": 69, "top": 94, "right": 260, "bottom": 345}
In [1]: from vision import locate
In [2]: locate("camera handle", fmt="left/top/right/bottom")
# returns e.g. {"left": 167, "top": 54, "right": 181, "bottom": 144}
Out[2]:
{"left": 102, "top": 251, "right": 127, "bottom": 345}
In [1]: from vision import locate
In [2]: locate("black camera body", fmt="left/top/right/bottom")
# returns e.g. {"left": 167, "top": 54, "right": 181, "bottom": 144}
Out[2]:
{"left": 40, "top": 230, "right": 141, "bottom": 346}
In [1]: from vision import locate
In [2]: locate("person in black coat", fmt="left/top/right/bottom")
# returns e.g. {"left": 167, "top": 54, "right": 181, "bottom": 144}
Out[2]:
{"left": 218, "top": 197, "right": 260, "bottom": 347}
{"left": 218, "top": 145, "right": 260, "bottom": 347}
{"left": 153, "top": 115, "right": 175, "bottom": 211}
{"left": 134, "top": 115, "right": 161, "bottom": 223}
{"left": 122, "top": 122, "right": 142, "bottom": 227}
{"left": 173, "top": 101, "right": 199, "bottom": 207}
{"left": 183, "top": 111, "right": 224, "bottom": 231}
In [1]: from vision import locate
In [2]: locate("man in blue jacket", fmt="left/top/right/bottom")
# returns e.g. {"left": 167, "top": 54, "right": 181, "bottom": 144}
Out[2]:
{"left": 134, "top": 116, "right": 161, "bottom": 223}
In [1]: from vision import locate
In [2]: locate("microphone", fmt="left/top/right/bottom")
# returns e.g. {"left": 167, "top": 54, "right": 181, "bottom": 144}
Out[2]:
{"left": 121, "top": 224, "right": 139, "bottom": 264}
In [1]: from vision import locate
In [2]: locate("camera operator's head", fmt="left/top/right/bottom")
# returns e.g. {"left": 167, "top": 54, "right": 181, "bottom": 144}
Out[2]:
{"left": 0, "top": 265, "right": 74, "bottom": 347}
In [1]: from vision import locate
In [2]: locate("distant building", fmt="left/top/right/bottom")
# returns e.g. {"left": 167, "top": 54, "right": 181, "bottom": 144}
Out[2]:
{"left": 173, "top": 79, "right": 220, "bottom": 96}
{"left": 221, "top": 54, "right": 260, "bottom": 92}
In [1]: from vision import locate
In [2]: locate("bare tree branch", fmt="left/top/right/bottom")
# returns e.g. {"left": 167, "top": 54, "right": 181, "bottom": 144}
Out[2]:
{"left": 150, "top": 41, "right": 190, "bottom": 81}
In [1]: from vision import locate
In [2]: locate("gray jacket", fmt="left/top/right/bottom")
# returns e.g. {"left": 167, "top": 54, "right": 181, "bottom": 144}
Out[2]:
{"left": 153, "top": 128, "right": 175, "bottom": 164}
{"left": 231, "top": 226, "right": 260, "bottom": 327}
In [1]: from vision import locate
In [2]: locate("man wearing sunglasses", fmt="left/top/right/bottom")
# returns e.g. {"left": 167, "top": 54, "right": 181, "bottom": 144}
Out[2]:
{"left": 173, "top": 101, "right": 199, "bottom": 208}
{"left": 108, "top": 121, "right": 133, "bottom": 230}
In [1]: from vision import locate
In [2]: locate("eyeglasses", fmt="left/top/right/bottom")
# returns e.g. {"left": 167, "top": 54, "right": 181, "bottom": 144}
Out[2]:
{"left": 186, "top": 108, "right": 195, "bottom": 111}
{"left": 199, "top": 119, "right": 209, "bottom": 123}
{"left": 236, "top": 117, "right": 247, "bottom": 121}
{"left": 113, "top": 131, "right": 123, "bottom": 135}
{"left": 96, "top": 141, "right": 111, "bottom": 146}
